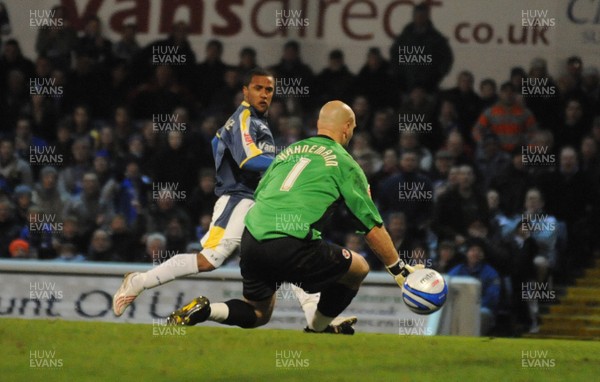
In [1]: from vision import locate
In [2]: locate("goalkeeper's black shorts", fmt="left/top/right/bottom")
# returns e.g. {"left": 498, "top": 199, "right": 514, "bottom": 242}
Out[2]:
{"left": 240, "top": 228, "right": 353, "bottom": 301}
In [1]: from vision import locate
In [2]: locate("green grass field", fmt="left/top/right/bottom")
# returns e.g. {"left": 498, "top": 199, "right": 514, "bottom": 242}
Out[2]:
{"left": 1, "top": 318, "right": 598, "bottom": 382}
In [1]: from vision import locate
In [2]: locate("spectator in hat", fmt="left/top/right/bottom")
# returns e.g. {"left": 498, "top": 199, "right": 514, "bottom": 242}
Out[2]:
{"left": 448, "top": 238, "right": 501, "bottom": 335}
{"left": 9, "top": 238, "right": 30, "bottom": 259}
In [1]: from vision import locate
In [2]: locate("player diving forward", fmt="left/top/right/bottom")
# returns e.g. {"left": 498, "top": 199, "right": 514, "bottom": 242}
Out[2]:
{"left": 112, "top": 68, "right": 355, "bottom": 333}
{"left": 167, "top": 101, "right": 422, "bottom": 333}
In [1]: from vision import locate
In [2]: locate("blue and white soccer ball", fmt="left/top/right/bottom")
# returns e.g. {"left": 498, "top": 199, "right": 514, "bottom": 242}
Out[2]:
{"left": 402, "top": 268, "right": 448, "bottom": 315}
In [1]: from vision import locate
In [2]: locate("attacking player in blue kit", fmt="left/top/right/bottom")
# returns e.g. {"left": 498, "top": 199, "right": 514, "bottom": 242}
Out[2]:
{"left": 112, "top": 68, "right": 356, "bottom": 334}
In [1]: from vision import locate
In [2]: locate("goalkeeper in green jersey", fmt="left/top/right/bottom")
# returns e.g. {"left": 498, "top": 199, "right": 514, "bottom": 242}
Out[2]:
{"left": 168, "top": 100, "right": 420, "bottom": 333}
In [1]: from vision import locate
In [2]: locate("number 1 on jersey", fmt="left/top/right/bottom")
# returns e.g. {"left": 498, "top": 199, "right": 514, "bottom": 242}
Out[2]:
{"left": 280, "top": 157, "right": 311, "bottom": 192}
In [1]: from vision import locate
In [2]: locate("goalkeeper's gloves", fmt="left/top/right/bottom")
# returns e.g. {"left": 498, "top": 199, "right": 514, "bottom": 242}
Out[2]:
{"left": 386, "top": 259, "right": 425, "bottom": 288}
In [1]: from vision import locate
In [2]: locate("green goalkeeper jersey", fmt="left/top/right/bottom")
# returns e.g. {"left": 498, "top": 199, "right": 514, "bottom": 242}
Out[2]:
{"left": 245, "top": 135, "right": 383, "bottom": 241}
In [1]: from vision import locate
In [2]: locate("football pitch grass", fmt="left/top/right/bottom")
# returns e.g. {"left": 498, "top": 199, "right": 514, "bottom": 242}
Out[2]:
{"left": 1, "top": 318, "right": 598, "bottom": 382}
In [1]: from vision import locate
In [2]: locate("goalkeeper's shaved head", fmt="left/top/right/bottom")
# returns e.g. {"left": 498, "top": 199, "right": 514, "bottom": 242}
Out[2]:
{"left": 317, "top": 100, "right": 356, "bottom": 147}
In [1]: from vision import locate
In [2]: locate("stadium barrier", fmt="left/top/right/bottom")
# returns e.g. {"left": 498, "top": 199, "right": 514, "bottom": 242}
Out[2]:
{"left": 0, "top": 260, "right": 480, "bottom": 335}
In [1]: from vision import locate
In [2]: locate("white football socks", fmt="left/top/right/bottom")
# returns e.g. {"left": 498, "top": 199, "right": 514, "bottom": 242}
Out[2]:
{"left": 208, "top": 303, "right": 229, "bottom": 322}
{"left": 132, "top": 254, "right": 199, "bottom": 291}
{"left": 291, "top": 284, "right": 320, "bottom": 325}
{"left": 310, "top": 310, "right": 334, "bottom": 332}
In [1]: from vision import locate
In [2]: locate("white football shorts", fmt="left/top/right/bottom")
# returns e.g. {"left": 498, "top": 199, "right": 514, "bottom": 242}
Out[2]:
{"left": 200, "top": 194, "right": 254, "bottom": 267}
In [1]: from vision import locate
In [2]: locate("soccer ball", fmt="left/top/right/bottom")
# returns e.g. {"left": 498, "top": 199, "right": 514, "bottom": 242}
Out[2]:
{"left": 401, "top": 268, "right": 448, "bottom": 315}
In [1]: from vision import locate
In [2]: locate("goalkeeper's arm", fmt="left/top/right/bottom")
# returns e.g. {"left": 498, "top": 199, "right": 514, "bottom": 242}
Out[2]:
{"left": 365, "top": 225, "right": 417, "bottom": 287}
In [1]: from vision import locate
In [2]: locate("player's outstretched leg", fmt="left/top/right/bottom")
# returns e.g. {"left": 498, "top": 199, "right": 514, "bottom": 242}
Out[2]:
{"left": 167, "top": 295, "right": 275, "bottom": 328}
{"left": 112, "top": 252, "right": 211, "bottom": 317}
{"left": 303, "top": 317, "right": 358, "bottom": 334}
{"left": 113, "top": 195, "right": 250, "bottom": 316}
{"left": 166, "top": 296, "right": 211, "bottom": 326}
{"left": 291, "top": 284, "right": 357, "bottom": 334}
{"left": 305, "top": 251, "right": 369, "bottom": 334}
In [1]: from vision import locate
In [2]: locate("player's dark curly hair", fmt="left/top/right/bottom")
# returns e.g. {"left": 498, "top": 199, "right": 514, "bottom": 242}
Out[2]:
{"left": 242, "top": 67, "right": 275, "bottom": 87}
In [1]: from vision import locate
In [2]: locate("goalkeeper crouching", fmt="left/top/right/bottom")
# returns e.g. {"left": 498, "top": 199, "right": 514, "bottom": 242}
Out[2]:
{"left": 169, "top": 100, "right": 421, "bottom": 333}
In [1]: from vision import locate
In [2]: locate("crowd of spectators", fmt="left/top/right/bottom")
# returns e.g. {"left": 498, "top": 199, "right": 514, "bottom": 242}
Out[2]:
{"left": 0, "top": 4, "right": 599, "bottom": 335}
